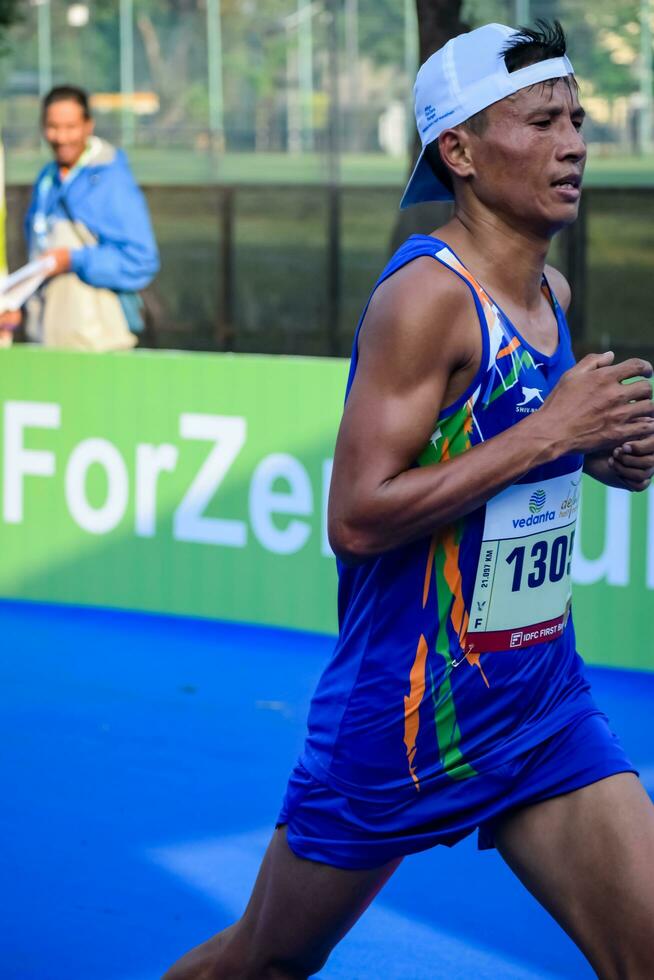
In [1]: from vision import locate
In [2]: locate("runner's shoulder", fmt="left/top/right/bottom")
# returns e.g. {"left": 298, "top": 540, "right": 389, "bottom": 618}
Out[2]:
{"left": 544, "top": 264, "right": 571, "bottom": 313}
{"left": 360, "top": 255, "right": 479, "bottom": 372}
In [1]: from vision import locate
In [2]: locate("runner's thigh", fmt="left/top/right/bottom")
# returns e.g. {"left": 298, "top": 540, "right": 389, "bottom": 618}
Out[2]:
{"left": 238, "top": 826, "right": 401, "bottom": 977}
{"left": 495, "top": 773, "right": 654, "bottom": 979}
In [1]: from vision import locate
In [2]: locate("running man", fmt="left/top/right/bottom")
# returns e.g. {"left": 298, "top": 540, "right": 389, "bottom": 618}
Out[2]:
{"left": 164, "top": 22, "right": 654, "bottom": 979}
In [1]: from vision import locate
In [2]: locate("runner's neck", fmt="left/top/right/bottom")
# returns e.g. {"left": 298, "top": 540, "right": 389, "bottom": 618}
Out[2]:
{"left": 437, "top": 212, "right": 552, "bottom": 312}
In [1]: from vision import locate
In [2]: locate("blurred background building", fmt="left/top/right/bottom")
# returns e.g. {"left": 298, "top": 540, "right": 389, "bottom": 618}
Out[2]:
{"left": 1, "top": 0, "right": 653, "bottom": 356}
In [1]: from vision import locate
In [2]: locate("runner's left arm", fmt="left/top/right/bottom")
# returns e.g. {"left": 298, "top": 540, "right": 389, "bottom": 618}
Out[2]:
{"left": 546, "top": 266, "right": 654, "bottom": 493}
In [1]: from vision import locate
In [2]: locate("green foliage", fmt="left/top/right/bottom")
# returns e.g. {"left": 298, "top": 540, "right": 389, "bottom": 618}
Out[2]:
{"left": 463, "top": 0, "right": 510, "bottom": 27}
{"left": 0, "top": 0, "right": 20, "bottom": 30}
{"left": 0, "top": 0, "right": 650, "bottom": 149}
{"left": 358, "top": 0, "right": 406, "bottom": 67}
{"left": 463, "top": 0, "right": 645, "bottom": 98}
{"left": 565, "top": 0, "right": 642, "bottom": 98}
{"left": 0, "top": 0, "right": 21, "bottom": 53}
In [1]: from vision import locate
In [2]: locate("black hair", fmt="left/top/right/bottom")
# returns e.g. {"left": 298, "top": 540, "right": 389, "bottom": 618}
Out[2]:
{"left": 425, "top": 19, "right": 570, "bottom": 195}
{"left": 503, "top": 19, "right": 567, "bottom": 73}
{"left": 42, "top": 85, "right": 92, "bottom": 121}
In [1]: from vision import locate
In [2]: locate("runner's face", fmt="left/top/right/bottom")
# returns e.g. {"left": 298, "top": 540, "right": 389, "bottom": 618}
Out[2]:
{"left": 467, "top": 79, "right": 586, "bottom": 233}
{"left": 43, "top": 100, "right": 94, "bottom": 169}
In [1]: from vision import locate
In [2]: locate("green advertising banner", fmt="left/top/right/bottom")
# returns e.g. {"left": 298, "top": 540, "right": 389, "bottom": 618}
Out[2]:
{"left": 0, "top": 346, "right": 344, "bottom": 635}
{"left": 0, "top": 346, "right": 652, "bottom": 670}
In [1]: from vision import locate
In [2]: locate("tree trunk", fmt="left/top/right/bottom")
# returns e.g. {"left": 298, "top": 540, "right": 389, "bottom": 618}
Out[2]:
{"left": 389, "top": 0, "right": 469, "bottom": 252}
{"left": 137, "top": 14, "right": 194, "bottom": 131}
{"left": 415, "top": 0, "right": 468, "bottom": 63}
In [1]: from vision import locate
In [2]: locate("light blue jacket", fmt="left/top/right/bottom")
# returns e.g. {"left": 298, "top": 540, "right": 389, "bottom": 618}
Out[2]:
{"left": 25, "top": 139, "right": 159, "bottom": 292}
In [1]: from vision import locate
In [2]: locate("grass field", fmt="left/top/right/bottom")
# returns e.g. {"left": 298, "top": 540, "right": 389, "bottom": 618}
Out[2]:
{"left": 6, "top": 146, "right": 654, "bottom": 187}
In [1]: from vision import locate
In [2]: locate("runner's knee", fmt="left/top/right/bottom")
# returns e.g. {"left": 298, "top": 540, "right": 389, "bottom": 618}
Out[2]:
{"left": 616, "top": 940, "right": 654, "bottom": 980}
{"left": 250, "top": 954, "right": 330, "bottom": 980}
{"left": 211, "top": 923, "right": 328, "bottom": 979}
{"left": 584, "top": 924, "right": 654, "bottom": 980}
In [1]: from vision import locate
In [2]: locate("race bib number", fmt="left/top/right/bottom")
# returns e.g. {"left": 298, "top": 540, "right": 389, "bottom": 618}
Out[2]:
{"left": 467, "top": 469, "right": 582, "bottom": 653}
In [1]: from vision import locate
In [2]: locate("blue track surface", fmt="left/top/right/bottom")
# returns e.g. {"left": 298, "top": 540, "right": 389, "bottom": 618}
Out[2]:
{"left": 2, "top": 599, "right": 653, "bottom": 979}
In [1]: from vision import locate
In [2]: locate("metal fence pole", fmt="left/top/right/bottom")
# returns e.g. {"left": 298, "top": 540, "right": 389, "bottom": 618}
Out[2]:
{"left": 345, "top": 0, "right": 359, "bottom": 152}
{"left": 325, "top": 0, "right": 340, "bottom": 185}
{"left": 325, "top": 0, "right": 341, "bottom": 354}
{"left": 640, "top": 0, "right": 653, "bottom": 153}
{"left": 119, "top": 0, "right": 135, "bottom": 147}
{"left": 37, "top": 0, "right": 52, "bottom": 100}
{"left": 404, "top": 0, "right": 418, "bottom": 144}
{"left": 514, "top": 0, "right": 530, "bottom": 25}
{"left": 297, "top": 0, "right": 314, "bottom": 151}
{"left": 207, "top": 0, "right": 225, "bottom": 154}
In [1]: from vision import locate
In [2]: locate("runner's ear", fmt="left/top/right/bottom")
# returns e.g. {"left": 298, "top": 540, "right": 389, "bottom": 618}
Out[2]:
{"left": 438, "top": 129, "right": 474, "bottom": 182}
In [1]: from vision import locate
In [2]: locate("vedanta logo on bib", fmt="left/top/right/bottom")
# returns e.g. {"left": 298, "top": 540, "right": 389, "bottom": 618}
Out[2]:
{"left": 512, "top": 510, "right": 556, "bottom": 529}
{"left": 512, "top": 488, "right": 556, "bottom": 526}
{"left": 529, "top": 489, "right": 546, "bottom": 513}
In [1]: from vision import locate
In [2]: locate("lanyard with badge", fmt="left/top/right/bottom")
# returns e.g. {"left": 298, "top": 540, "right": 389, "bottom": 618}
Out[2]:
{"left": 31, "top": 139, "right": 95, "bottom": 255}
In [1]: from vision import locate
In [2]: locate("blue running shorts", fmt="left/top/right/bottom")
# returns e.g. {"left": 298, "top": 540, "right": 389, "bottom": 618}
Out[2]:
{"left": 277, "top": 712, "right": 637, "bottom": 869}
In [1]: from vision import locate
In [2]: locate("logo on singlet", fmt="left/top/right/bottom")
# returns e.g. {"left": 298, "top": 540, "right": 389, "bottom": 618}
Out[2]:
{"left": 515, "top": 386, "right": 545, "bottom": 414}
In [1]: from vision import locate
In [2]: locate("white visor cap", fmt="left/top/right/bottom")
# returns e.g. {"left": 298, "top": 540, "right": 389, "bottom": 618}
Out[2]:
{"left": 400, "top": 23, "right": 575, "bottom": 209}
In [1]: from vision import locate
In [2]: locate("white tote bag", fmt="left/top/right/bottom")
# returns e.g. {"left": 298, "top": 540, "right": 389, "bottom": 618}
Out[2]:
{"left": 31, "top": 220, "right": 136, "bottom": 352}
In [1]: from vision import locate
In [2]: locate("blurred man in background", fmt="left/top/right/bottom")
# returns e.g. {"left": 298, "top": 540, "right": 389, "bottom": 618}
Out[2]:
{"left": 21, "top": 84, "right": 159, "bottom": 350}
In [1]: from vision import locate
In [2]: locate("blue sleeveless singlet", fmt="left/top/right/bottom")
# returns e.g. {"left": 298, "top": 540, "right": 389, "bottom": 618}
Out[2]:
{"left": 299, "top": 235, "right": 601, "bottom": 804}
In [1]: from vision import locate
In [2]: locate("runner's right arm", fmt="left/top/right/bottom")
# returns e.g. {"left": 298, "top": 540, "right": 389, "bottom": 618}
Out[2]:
{"left": 328, "top": 262, "right": 654, "bottom": 563}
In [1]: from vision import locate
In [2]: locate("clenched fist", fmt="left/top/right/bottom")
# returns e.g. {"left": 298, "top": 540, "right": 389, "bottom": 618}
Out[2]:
{"left": 541, "top": 352, "right": 654, "bottom": 457}
{"left": 608, "top": 430, "right": 654, "bottom": 492}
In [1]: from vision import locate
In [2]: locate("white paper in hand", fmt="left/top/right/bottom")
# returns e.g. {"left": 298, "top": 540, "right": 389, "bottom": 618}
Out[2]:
{"left": 0, "top": 255, "right": 57, "bottom": 314}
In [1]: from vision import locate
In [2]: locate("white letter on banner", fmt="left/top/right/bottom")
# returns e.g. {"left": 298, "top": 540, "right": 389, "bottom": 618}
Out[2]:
{"left": 250, "top": 453, "right": 312, "bottom": 554}
{"left": 65, "top": 438, "right": 129, "bottom": 534}
{"left": 173, "top": 414, "right": 247, "bottom": 547}
{"left": 3, "top": 401, "right": 60, "bottom": 523}
{"left": 572, "top": 486, "right": 631, "bottom": 586}
{"left": 322, "top": 459, "right": 334, "bottom": 557}
{"left": 135, "top": 444, "right": 179, "bottom": 538}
